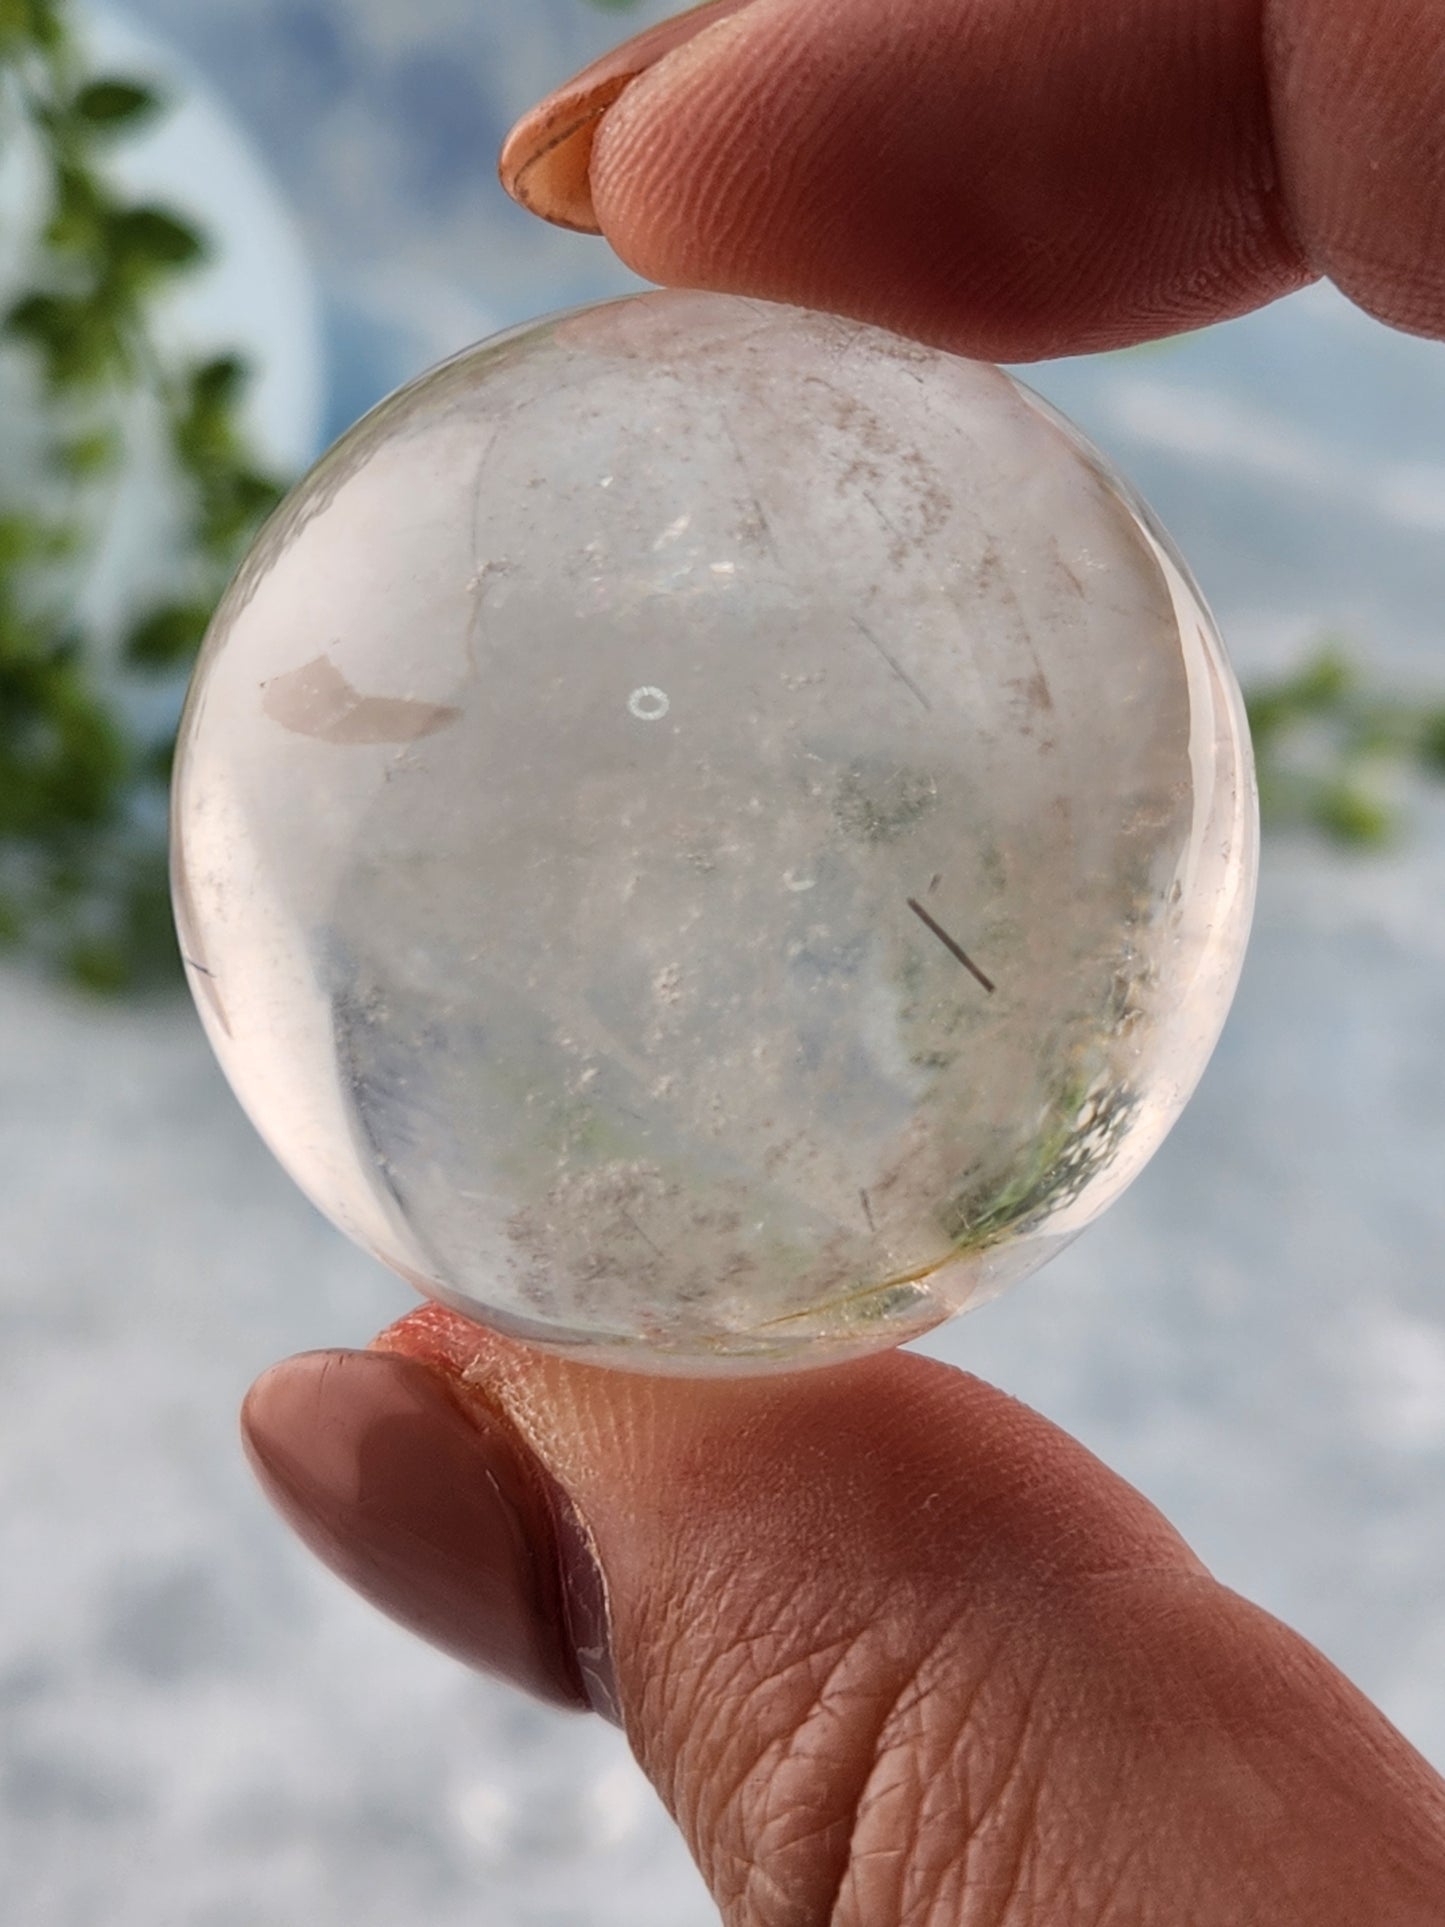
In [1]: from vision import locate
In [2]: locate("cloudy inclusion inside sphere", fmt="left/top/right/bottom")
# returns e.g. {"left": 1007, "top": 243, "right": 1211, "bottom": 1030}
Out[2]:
{"left": 171, "top": 292, "right": 1256, "bottom": 1374}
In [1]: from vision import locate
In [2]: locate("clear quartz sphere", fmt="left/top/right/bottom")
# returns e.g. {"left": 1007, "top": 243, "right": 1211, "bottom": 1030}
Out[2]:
{"left": 172, "top": 291, "right": 1256, "bottom": 1374}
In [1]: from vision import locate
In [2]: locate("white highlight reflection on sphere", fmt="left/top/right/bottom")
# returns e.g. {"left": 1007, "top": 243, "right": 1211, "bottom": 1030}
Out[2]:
{"left": 171, "top": 291, "right": 1256, "bottom": 1374}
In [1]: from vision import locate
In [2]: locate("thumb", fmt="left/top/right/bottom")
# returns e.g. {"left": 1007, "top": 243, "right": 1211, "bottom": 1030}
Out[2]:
{"left": 243, "top": 1307, "right": 1445, "bottom": 1926}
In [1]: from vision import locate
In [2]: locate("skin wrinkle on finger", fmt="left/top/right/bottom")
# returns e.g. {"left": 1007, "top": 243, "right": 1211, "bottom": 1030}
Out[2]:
{"left": 653, "top": 1609, "right": 889, "bottom": 1916}
{"left": 732, "top": 1629, "right": 976, "bottom": 1924}
{"left": 681, "top": 1613, "right": 999, "bottom": 1926}
{"left": 954, "top": 1735, "right": 1054, "bottom": 1927}
{"left": 703, "top": 1657, "right": 869, "bottom": 1919}
{"left": 837, "top": 1594, "right": 1230, "bottom": 1927}
{"left": 829, "top": 1636, "right": 1045, "bottom": 1927}
{"left": 890, "top": 1627, "right": 1131, "bottom": 1927}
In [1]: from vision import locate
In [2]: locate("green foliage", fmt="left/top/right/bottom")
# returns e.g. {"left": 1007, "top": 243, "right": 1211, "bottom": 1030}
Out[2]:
{"left": 123, "top": 601, "right": 213, "bottom": 671}
{"left": 0, "top": 1, "right": 64, "bottom": 57}
{"left": 71, "top": 76, "right": 161, "bottom": 129}
{"left": 1246, "top": 639, "right": 1445, "bottom": 846}
{"left": 0, "top": 1, "right": 287, "bottom": 991}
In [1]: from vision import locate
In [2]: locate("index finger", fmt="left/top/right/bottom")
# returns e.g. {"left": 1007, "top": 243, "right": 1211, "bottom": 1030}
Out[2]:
{"left": 502, "top": 0, "right": 1445, "bottom": 360}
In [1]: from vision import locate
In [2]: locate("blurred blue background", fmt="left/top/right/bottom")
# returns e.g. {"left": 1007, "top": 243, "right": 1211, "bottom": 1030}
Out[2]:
{"left": 3, "top": 3, "right": 1443, "bottom": 1922}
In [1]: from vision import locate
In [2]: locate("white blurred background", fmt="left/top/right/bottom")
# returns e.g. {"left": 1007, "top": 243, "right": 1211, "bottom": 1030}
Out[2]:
{"left": 3, "top": 4, "right": 1443, "bottom": 1922}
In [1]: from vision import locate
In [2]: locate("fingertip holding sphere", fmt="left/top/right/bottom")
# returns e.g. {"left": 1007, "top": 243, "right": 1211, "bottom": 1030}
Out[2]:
{"left": 497, "top": 0, "right": 756, "bottom": 236}
{"left": 172, "top": 293, "right": 1255, "bottom": 1374}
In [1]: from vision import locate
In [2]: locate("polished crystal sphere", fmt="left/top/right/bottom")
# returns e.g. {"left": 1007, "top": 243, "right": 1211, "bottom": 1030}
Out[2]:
{"left": 172, "top": 291, "right": 1256, "bottom": 1374}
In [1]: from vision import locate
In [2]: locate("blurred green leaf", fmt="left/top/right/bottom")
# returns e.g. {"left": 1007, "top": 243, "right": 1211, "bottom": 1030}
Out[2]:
{"left": 105, "top": 203, "right": 207, "bottom": 281}
{"left": 6, "top": 289, "right": 77, "bottom": 348}
{"left": 119, "top": 869, "right": 183, "bottom": 984}
{"left": 64, "top": 936, "right": 130, "bottom": 994}
{"left": 55, "top": 427, "right": 122, "bottom": 478}
{"left": 1248, "top": 640, "right": 1444, "bottom": 846}
{"left": 0, "top": 0, "right": 63, "bottom": 55}
{"left": 124, "top": 601, "right": 212, "bottom": 671}
{"left": 0, "top": 2, "right": 294, "bottom": 988}
{"left": 1244, "top": 641, "right": 1355, "bottom": 744}
{"left": 0, "top": 511, "right": 71, "bottom": 566}
{"left": 71, "top": 77, "right": 164, "bottom": 129}
{"left": 142, "top": 735, "right": 175, "bottom": 786}
{"left": 5, "top": 288, "right": 126, "bottom": 386}
{"left": 1288, "top": 642, "right": 1355, "bottom": 709}
{"left": 189, "top": 354, "right": 249, "bottom": 411}
{"left": 201, "top": 468, "right": 283, "bottom": 545}
{"left": 44, "top": 163, "right": 106, "bottom": 253}
{"left": 0, "top": 671, "right": 126, "bottom": 842}
{"left": 0, "top": 607, "right": 47, "bottom": 669}
{"left": 1314, "top": 782, "right": 1396, "bottom": 848}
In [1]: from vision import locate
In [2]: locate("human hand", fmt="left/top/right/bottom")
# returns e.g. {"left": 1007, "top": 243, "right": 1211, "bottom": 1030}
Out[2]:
{"left": 243, "top": 6, "right": 1445, "bottom": 1922}
{"left": 246, "top": 1308, "right": 1445, "bottom": 1925}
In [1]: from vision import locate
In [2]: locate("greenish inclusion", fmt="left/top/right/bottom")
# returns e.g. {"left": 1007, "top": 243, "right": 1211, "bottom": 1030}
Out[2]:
{"left": 939, "top": 1072, "right": 1138, "bottom": 1253}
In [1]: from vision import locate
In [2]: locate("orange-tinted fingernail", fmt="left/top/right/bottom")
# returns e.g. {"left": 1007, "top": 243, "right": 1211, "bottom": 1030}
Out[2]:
{"left": 499, "top": 0, "right": 756, "bottom": 233}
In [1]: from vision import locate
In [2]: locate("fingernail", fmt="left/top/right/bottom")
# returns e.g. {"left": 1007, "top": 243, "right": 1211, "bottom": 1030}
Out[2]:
{"left": 499, "top": 0, "right": 755, "bottom": 232}
{"left": 242, "top": 1350, "right": 615, "bottom": 1719}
